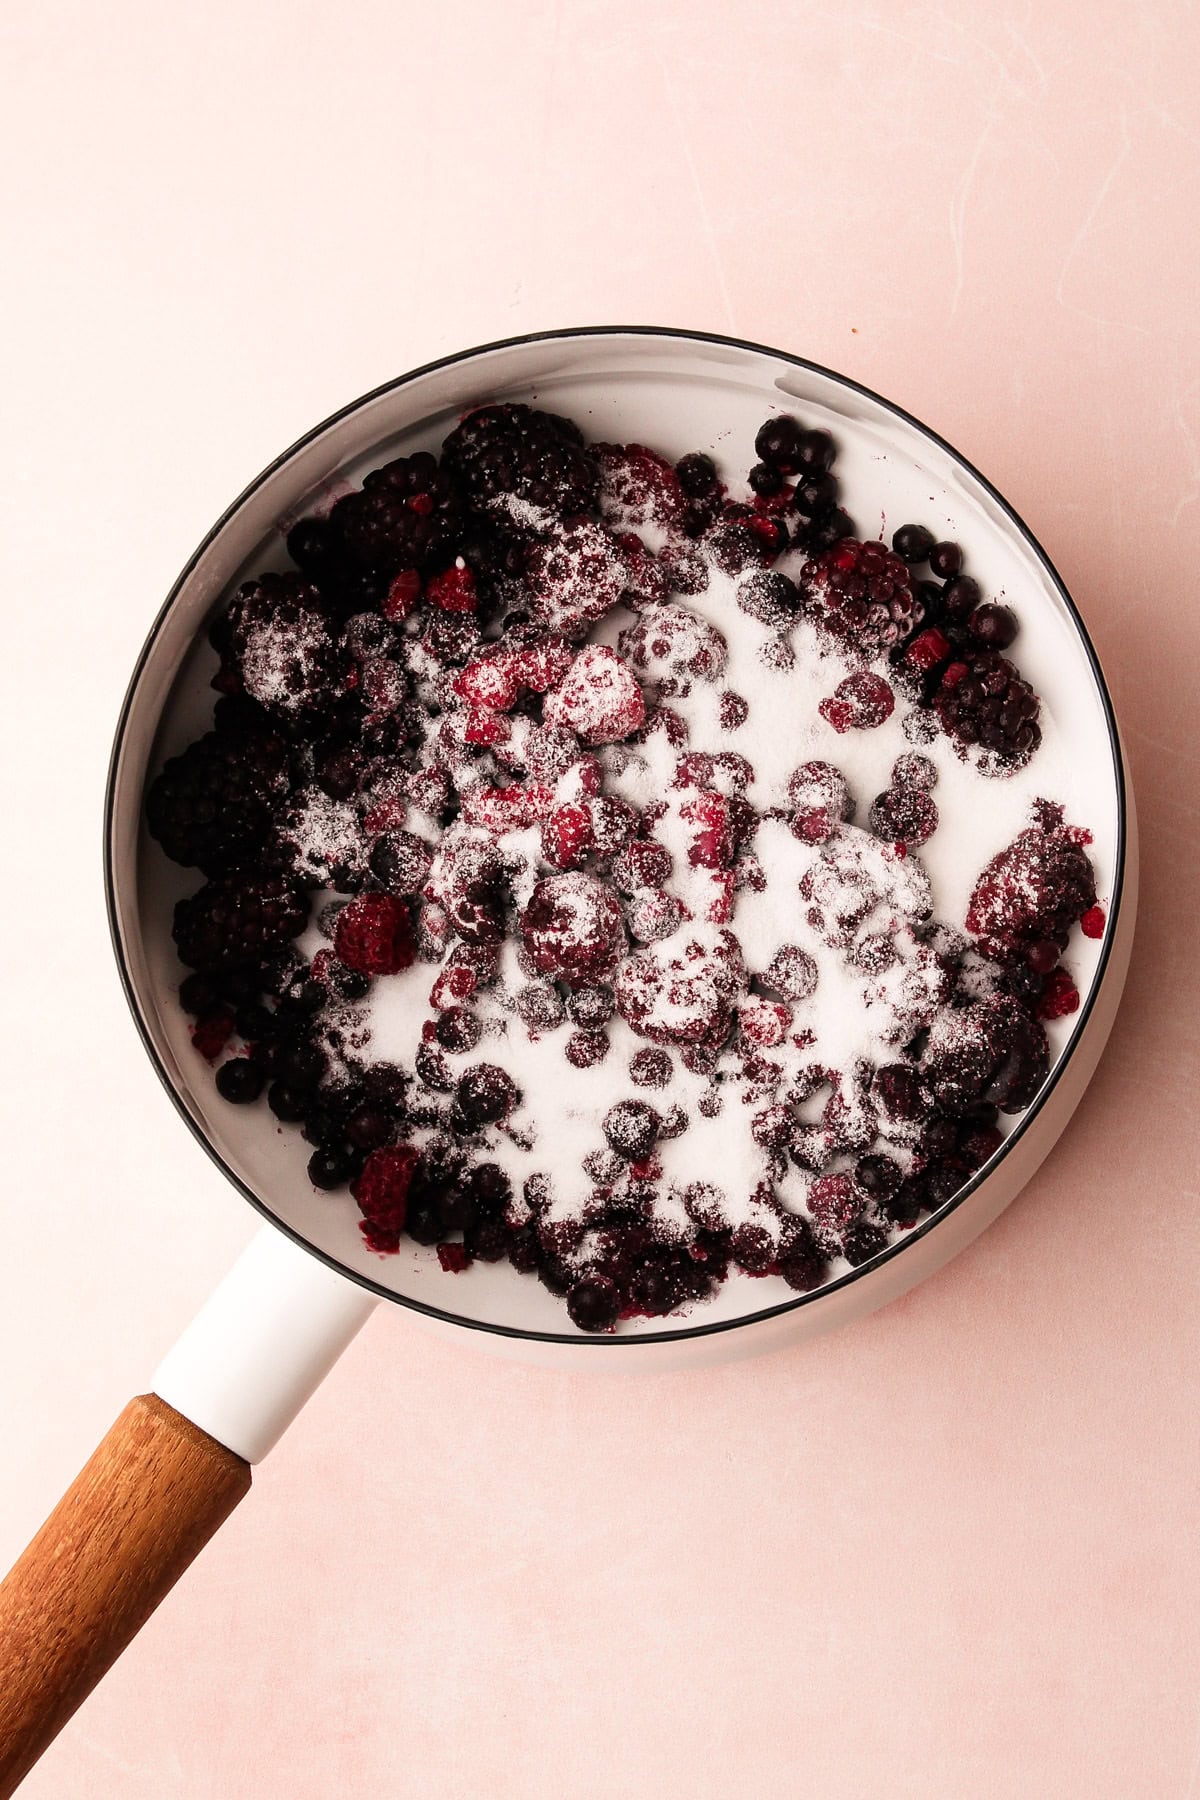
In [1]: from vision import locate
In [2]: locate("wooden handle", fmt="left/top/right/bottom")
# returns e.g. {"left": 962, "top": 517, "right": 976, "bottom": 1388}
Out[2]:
{"left": 0, "top": 1393, "right": 251, "bottom": 1796}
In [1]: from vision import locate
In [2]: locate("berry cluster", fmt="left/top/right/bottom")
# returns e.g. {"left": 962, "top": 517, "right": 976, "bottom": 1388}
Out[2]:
{"left": 148, "top": 397, "right": 1098, "bottom": 1332}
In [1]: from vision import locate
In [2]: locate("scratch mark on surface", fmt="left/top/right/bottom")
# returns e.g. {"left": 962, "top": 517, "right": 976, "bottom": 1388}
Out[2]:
{"left": 654, "top": 47, "right": 735, "bottom": 332}
{"left": 949, "top": 110, "right": 998, "bottom": 314}
{"left": 1054, "top": 104, "right": 1149, "bottom": 335}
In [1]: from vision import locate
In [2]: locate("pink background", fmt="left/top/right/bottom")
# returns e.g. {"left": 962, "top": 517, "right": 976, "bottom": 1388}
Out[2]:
{"left": 3, "top": 1, "right": 1198, "bottom": 1794}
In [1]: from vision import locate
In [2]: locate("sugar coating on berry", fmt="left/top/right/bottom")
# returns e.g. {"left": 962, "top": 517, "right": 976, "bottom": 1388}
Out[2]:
{"left": 619, "top": 606, "right": 728, "bottom": 697}
{"left": 520, "top": 872, "right": 626, "bottom": 984}
{"left": 334, "top": 894, "right": 416, "bottom": 975}
{"left": 542, "top": 644, "right": 646, "bottom": 744}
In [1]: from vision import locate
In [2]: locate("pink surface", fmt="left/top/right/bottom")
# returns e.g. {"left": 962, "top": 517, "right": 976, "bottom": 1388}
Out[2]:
{"left": 2, "top": 1, "right": 1197, "bottom": 1794}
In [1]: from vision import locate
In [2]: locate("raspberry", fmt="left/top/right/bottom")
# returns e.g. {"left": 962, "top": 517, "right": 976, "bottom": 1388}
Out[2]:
{"left": 934, "top": 651, "right": 1041, "bottom": 766}
{"left": 904, "top": 627, "right": 952, "bottom": 672}
{"left": 382, "top": 568, "right": 422, "bottom": 619}
{"left": 443, "top": 403, "right": 599, "bottom": 520}
{"left": 146, "top": 727, "right": 287, "bottom": 875}
{"left": 173, "top": 872, "right": 310, "bottom": 973}
{"left": 681, "top": 789, "right": 736, "bottom": 868}
{"left": 523, "top": 521, "right": 628, "bottom": 638}
{"left": 803, "top": 538, "right": 922, "bottom": 653}
{"left": 513, "top": 635, "right": 574, "bottom": 693}
{"left": 334, "top": 894, "right": 416, "bottom": 975}
{"left": 460, "top": 781, "right": 554, "bottom": 833}
{"left": 453, "top": 650, "right": 523, "bottom": 711}
{"left": 808, "top": 1173, "right": 862, "bottom": 1234}
{"left": 740, "top": 999, "right": 791, "bottom": 1047}
{"left": 351, "top": 1144, "right": 419, "bottom": 1242}
{"left": 542, "top": 802, "right": 594, "bottom": 869}
{"left": 436, "top": 1242, "right": 471, "bottom": 1273}
{"left": 615, "top": 926, "right": 746, "bottom": 1048}
{"left": 1037, "top": 967, "right": 1080, "bottom": 1021}
{"left": 618, "top": 606, "right": 728, "bottom": 697}
{"left": 612, "top": 840, "right": 673, "bottom": 892}
{"left": 520, "top": 873, "right": 627, "bottom": 984}
{"left": 819, "top": 670, "right": 895, "bottom": 733}
{"left": 594, "top": 442, "right": 688, "bottom": 532}
{"left": 542, "top": 644, "right": 646, "bottom": 744}
{"left": 787, "top": 760, "right": 854, "bottom": 841}
{"left": 425, "top": 560, "right": 478, "bottom": 612}
{"left": 1080, "top": 905, "right": 1106, "bottom": 939}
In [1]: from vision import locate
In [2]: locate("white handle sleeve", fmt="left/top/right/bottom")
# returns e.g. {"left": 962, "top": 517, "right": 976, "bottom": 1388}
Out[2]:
{"left": 152, "top": 1227, "right": 378, "bottom": 1463}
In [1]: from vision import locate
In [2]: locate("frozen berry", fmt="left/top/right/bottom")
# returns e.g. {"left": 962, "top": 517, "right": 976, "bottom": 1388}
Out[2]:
{"left": 334, "top": 894, "right": 416, "bottom": 975}
{"left": 765, "top": 946, "right": 818, "bottom": 1001}
{"left": 928, "top": 540, "right": 962, "bottom": 579}
{"left": 567, "top": 1274, "right": 620, "bottom": 1332}
{"left": 453, "top": 1063, "right": 519, "bottom": 1130}
{"left": 566, "top": 1028, "right": 609, "bottom": 1068}
{"left": 173, "top": 872, "right": 310, "bottom": 974}
{"left": 891, "top": 523, "right": 935, "bottom": 564}
{"left": 520, "top": 873, "right": 626, "bottom": 984}
{"left": 603, "top": 1100, "right": 660, "bottom": 1160}
{"left": 215, "top": 1058, "right": 265, "bottom": 1104}
{"left": 968, "top": 603, "right": 1017, "bottom": 650}
{"left": 803, "top": 538, "right": 923, "bottom": 653}
{"left": 443, "top": 402, "right": 599, "bottom": 520}
{"left": 351, "top": 1144, "right": 419, "bottom": 1235}
{"left": 629, "top": 1047, "right": 672, "bottom": 1087}
{"left": 147, "top": 729, "right": 287, "bottom": 876}
{"left": 868, "top": 785, "right": 938, "bottom": 848}
{"left": 819, "top": 670, "right": 895, "bottom": 733}
{"left": 891, "top": 753, "right": 938, "bottom": 791}
{"left": 935, "top": 651, "right": 1040, "bottom": 765}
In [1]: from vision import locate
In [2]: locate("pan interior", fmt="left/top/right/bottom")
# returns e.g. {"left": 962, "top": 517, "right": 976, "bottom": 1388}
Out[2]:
{"left": 109, "top": 331, "right": 1122, "bottom": 1339}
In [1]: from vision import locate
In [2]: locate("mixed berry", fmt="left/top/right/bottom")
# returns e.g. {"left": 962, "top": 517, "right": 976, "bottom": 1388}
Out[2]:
{"left": 147, "top": 400, "right": 1104, "bottom": 1332}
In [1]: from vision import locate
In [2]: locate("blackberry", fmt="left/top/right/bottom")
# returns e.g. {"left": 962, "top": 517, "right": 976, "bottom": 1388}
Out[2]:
{"left": 934, "top": 652, "right": 1041, "bottom": 764}
{"left": 803, "top": 538, "right": 923, "bottom": 653}
{"left": 442, "top": 403, "right": 599, "bottom": 520}
{"left": 173, "top": 872, "right": 310, "bottom": 973}
{"left": 146, "top": 729, "right": 288, "bottom": 876}
{"left": 922, "top": 995, "right": 1049, "bottom": 1114}
{"left": 966, "top": 823, "right": 1097, "bottom": 965}
{"left": 328, "top": 453, "right": 462, "bottom": 575}
{"left": 212, "top": 573, "right": 344, "bottom": 721}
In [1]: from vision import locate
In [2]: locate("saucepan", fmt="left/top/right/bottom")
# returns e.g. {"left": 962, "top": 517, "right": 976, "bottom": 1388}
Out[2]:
{"left": 0, "top": 329, "right": 1136, "bottom": 1794}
